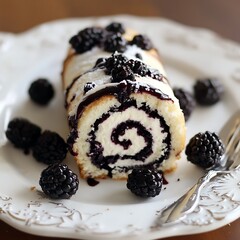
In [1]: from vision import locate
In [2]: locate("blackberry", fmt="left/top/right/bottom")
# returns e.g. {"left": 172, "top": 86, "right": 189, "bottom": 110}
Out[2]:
{"left": 127, "top": 168, "right": 163, "bottom": 197}
{"left": 127, "top": 59, "right": 148, "bottom": 76}
{"left": 104, "top": 33, "right": 127, "bottom": 53}
{"left": 106, "top": 22, "right": 125, "bottom": 34}
{"left": 111, "top": 65, "right": 135, "bottom": 83}
{"left": 173, "top": 88, "right": 196, "bottom": 121}
{"left": 5, "top": 118, "right": 41, "bottom": 151}
{"left": 130, "top": 34, "right": 153, "bottom": 50}
{"left": 39, "top": 164, "right": 79, "bottom": 199}
{"left": 33, "top": 130, "right": 68, "bottom": 165}
{"left": 69, "top": 27, "right": 104, "bottom": 53}
{"left": 28, "top": 78, "right": 54, "bottom": 105}
{"left": 84, "top": 82, "right": 96, "bottom": 94}
{"left": 105, "top": 54, "right": 128, "bottom": 74}
{"left": 185, "top": 131, "right": 225, "bottom": 169}
{"left": 194, "top": 78, "right": 224, "bottom": 105}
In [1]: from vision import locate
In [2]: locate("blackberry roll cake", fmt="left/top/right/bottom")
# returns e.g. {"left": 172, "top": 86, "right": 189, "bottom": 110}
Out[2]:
{"left": 62, "top": 22, "right": 186, "bottom": 179}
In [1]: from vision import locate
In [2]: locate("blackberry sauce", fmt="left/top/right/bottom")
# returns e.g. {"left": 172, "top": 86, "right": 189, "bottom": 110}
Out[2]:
{"left": 75, "top": 80, "right": 172, "bottom": 121}
{"left": 162, "top": 174, "right": 169, "bottom": 185}
{"left": 87, "top": 178, "right": 100, "bottom": 186}
{"left": 65, "top": 75, "right": 81, "bottom": 109}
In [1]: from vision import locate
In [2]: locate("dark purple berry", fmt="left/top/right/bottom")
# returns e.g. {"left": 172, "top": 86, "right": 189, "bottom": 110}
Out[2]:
{"left": 185, "top": 131, "right": 225, "bottom": 169}
{"left": 111, "top": 65, "right": 135, "bottom": 83}
{"left": 127, "top": 59, "right": 148, "bottom": 76}
{"left": 105, "top": 54, "right": 128, "bottom": 74}
{"left": 194, "top": 78, "right": 224, "bottom": 105}
{"left": 84, "top": 82, "right": 96, "bottom": 94}
{"left": 127, "top": 168, "right": 163, "bottom": 197}
{"left": 104, "top": 33, "right": 127, "bottom": 53}
{"left": 130, "top": 34, "right": 153, "bottom": 50}
{"left": 28, "top": 78, "right": 54, "bottom": 105}
{"left": 173, "top": 88, "right": 196, "bottom": 121}
{"left": 69, "top": 27, "right": 104, "bottom": 53}
{"left": 39, "top": 164, "right": 79, "bottom": 199}
{"left": 106, "top": 22, "right": 125, "bottom": 34}
{"left": 5, "top": 118, "right": 41, "bottom": 151}
{"left": 32, "top": 130, "right": 68, "bottom": 165}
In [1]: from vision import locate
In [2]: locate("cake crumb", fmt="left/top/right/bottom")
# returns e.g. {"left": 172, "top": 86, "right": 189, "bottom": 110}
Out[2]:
{"left": 30, "top": 186, "right": 36, "bottom": 191}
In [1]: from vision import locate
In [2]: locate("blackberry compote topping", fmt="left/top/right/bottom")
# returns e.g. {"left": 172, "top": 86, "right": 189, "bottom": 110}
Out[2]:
{"left": 111, "top": 65, "right": 135, "bottom": 83}
{"left": 94, "top": 57, "right": 106, "bottom": 68}
{"left": 69, "top": 27, "right": 104, "bottom": 53}
{"left": 130, "top": 34, "right": 153, "bottom": 50}
{"left": 33, "top": 130, "right": 68, "bottom": 165}
{"left": 28, "top": 78, "right": 54, "bottom": 105}
{"left": 105, "top": 22, "right": 125, "bottom": 34}
{"left": 185, "top": 131, "right": 225, "bottom": 169}
{"left": 5, "top": 118, "right": 41, "bottom": 152}
{"left": 104, "top": 33, "right": 127, "bottom": 53}
{"left": 194, "top": 78, "right": 224, "bottom": 105}
{"left": 173, "top": 88, "right": 196, "bottom": 121}
{"left": 84, "top": 82, "right": 96, "bottom": 94}
{"left": 39, "top": 164, "right": 79, "bottom": 199}
{"left": 105, "top": 53, "right": 128, "bottom": 74}
{"left": 127, "top": 168, "right": 163, "bottom": 197}
{"left": 127, "top": 59, "right": 148, "bottom": 76}
{"left": 104, "top": 54, "right": 162, "bottom": 82}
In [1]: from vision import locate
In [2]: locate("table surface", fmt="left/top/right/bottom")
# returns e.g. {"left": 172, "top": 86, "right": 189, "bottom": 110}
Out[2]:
{"left": 0, "top": 0, "right": 239, "bottom": 240}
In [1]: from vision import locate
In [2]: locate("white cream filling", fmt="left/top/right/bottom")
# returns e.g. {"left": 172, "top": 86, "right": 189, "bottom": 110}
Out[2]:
{"left": 95, "top": 106, "right": 168, "bottom": 168}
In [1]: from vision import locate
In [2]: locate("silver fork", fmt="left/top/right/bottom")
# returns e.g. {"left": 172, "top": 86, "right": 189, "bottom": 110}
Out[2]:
{"left": 158, "top": 109, "right": 240, "bottom": 224}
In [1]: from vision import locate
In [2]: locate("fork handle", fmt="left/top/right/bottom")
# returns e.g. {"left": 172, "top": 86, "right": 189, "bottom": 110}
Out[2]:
{"left": 159, "top": 170, "right": 218, "bottom": 224}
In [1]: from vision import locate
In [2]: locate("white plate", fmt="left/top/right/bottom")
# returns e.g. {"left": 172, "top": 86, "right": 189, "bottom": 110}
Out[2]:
{"left": 0, "top": 15, "right": 240, "bottom": 240}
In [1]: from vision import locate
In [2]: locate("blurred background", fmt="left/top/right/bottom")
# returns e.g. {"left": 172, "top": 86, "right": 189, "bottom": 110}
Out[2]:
{"left": 0, "top": 0, "right": 239, "bottom": 43}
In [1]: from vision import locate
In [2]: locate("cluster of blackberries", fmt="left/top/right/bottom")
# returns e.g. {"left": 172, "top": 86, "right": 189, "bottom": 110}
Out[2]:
{"left": 174, "top": 78, "right": 224, "bottom": 121}
{"left": 69, "top": 27, "right": 105, "bottom": 53}
{"left": 126, "top": 130, "right": 225, "bottom": 198}
{"left": 6, "top": 118, "right": 68, "bottom": 164}
{"left": 69, "top": 22, "right": 154, "bottom": 54}
{"left": 96, "top": 53, "right": 162, "bottom": 83}
{"left": 5, "top": 118, "right": 79, "bottom": 199}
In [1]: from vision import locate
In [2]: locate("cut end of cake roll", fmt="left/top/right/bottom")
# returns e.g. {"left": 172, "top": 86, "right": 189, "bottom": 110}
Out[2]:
{"left": 62, "top": 22, "right": 186, "bottom": 179}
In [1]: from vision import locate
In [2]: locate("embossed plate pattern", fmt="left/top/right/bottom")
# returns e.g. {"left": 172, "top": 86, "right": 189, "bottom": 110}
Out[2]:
{"left": 0, "top": 15, "right": 240, "bottom": 240}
